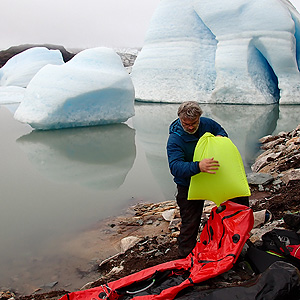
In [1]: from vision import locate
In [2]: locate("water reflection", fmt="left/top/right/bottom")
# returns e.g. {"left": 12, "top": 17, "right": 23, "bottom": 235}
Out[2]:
{"left": 17, "top": 124, "right": 136, "bottom": 190}
{"left": 208, "top": 104, "right": 279, "bottom": 169}
{"left": 276, "top": 105, "right": 300, "bottom": 134}
{"left": 133, "top": 103, "right": 300, "bottom": 195}
{"left": 133, "top": 104, "right": 178, "bottom": 199}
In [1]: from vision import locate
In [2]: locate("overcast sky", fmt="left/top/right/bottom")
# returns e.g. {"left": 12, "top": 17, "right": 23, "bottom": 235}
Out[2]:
{"left": 1, "top": 0, "right": 161, "bottom": 50}
{"left": 1, "top": 0, "right": 300, "bottom": 51}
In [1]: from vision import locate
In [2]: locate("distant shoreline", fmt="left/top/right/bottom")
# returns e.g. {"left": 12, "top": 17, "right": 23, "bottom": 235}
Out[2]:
{"left": 0, "top": 43, "right": 139, "bottom": 68}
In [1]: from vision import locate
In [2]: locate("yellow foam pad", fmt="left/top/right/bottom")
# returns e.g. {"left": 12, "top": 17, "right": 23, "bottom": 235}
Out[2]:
{"left": 188, "top": 132, "right": 250, "bottom": 206}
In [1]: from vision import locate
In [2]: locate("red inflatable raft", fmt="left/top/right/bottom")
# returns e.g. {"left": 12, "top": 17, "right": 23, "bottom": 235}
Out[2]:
{"left": 60, "top": 200, "right": 254, "bottom": 300}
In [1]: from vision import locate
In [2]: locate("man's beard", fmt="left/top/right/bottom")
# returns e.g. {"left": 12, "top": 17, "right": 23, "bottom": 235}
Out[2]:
{"left": 183, "top": 126, "right": 198, "bottom": 134}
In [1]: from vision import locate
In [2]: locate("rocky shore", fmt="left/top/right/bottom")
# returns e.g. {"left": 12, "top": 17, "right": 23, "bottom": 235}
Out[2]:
{"left": 1, "top": 124, "right": 299, "bottom": 300}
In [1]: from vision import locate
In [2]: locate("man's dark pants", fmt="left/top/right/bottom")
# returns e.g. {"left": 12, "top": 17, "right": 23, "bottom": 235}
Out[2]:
{"left": 176, "top": 184, "right": 249, "bottom": 258}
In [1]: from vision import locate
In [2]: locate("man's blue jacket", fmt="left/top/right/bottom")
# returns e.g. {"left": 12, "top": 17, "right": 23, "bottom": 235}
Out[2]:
{"left": 167, "top": 117, "right": 228, "bottom": 187}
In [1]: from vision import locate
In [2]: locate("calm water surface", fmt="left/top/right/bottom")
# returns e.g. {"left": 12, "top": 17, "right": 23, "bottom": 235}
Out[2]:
{"left": 1, "top": 102, "right": 300, "bottom": 293}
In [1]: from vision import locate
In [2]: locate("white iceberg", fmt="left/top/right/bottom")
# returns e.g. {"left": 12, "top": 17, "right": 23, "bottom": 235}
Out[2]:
{"left": 0, "top": 47, "right": 64, "bottom": 88}
{"left": 131, "top": 0, "right": 300, "bottom": 104}
{"left": 14, "top": 47, "right": 135, "bottom": 130}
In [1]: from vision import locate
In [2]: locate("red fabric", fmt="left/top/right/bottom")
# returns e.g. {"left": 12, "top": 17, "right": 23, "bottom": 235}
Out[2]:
{"left": 288, "top": 245, "right": 300, "bottom": 259}
{"left": 59, "top": 201, "right": 253, "bottom": 300}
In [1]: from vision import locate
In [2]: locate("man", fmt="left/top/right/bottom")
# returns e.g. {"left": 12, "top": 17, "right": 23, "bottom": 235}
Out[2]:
{"left": 166, "top": 101, "right": 229, "bottom": 258}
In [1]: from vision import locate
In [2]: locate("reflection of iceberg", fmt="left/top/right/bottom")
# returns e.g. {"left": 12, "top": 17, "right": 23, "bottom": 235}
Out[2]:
{"left": 17, "top": 124, "right": 136, "bottom": 190}
{"left": 133, "top": 104, "right": 179, "bottom": 199}
{"left": 275, "top": 105, "right": 300, "bottom": 134}
{"left": 208, "top": 104, "right": 279, "bottom": 170}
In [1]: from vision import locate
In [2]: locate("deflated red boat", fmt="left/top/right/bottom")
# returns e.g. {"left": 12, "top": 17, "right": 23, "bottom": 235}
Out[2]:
{"left": 59, "top": 200, "right": 254, "bottom": 300}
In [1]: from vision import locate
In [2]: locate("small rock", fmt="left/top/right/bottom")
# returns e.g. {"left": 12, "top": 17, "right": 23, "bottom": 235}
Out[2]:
{"left": 107, "top": 266, "right": 124, "bottom": 276}
{"left": 137, "top": 219, "right": 144, "bottom": 226}
{"left": 170, "top": 231, "right": 180, "bottom": 238}
{"left": 145, "top": 249, "right": 158, "bottom": 255}
{"left": 253, "top": 209, "right": 272, "bottom": 228}
{"left": 156, "top": 235, "right": 169, "bottom": 244}
{"left": 258, "top": 184, "right": 264, "bottom": 192}
{"left": 251, "top": 152, "right": 282, "bottom": 172}
{"left": 41, "top": 281, "right": 58, "bottom": 289}
{"left": 120, "top": 236, "right": 142, "bottom": 253}
{"left": 261, "top": 138, "right": 286, "bottom": 150}
{"left": 247, "top": 172, "right": 274, "bottom": 185}
{"left": 272, "top": 179, "right": 282, "bottom": 185}
{"left": 250, "top": 220, "right": 285, "bottom": 243}
{"left": 281, "top": 169, "right": 300, "bottom": 185}
{"left": 259, "top": 135, "right": 275, "bottom": 144}
{"left": 277, "top": 131, "right": 287, "bottom": 138}
{"left": 162, "top": 209, "right": 176, "bottom": 221}
{"left": 169, "top": 218, "right": 181, "bottom": 231}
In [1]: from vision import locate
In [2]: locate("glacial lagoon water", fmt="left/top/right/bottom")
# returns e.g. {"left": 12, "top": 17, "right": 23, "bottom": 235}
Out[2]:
{"left": 1, "top": 102, "right": 300, "bottom": 293}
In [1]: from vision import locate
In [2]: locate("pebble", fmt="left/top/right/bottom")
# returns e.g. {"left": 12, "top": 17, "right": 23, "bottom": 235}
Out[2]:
{"left": 155, "top": 251, "right": 163, "bottom": 257}
{"left": 258, "top": 184, "right": 264, "bottom": 192}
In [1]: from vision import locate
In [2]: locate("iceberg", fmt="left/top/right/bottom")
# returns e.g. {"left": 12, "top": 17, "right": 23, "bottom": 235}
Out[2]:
{"left": 131, "top": 0, "right": 300, "bottom": 104}
{"left": 0, "top": 86, "right": 26, "bottom": 104}
{"left": 14, "top": 47, "right": 135, "bottom": 130}
{"left": 0, "top": 47, "right": 64, "bottom": 88}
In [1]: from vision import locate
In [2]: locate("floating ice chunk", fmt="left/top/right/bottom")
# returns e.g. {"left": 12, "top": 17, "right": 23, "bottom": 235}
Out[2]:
{"left": 0, "top": 47, "right": 64, "bottom": 88}
{"left": 14, "top": 47, "right": 135, "bottom": 130}
{"left": 0, "top": 86, "right": 26, "bottom": 104}
{"left": 131, "top": 0, "right": 300, "bottom": 104}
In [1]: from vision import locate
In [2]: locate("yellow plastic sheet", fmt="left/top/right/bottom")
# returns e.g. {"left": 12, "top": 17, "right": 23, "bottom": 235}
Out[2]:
{"left": 188, "top": 132, "right": 250, "bottom": 206}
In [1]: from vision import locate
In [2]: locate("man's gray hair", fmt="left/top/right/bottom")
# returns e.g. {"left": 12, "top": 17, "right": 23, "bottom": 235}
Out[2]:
{"left": 177, "top": 101, "right": 203, "bottom": 119}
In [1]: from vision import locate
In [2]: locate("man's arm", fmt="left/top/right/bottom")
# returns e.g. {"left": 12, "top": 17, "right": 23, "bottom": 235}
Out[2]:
{"left": 167, "top": 140, "right": 200, "bottom": 179}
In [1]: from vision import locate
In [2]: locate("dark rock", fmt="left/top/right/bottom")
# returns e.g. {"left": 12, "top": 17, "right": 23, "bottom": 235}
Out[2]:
{"left": 0, "top": 44, "right": 76, "bottom": 67}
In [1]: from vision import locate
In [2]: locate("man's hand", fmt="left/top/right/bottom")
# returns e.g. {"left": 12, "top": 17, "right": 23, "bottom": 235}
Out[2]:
{"left": 199, "top": 158, "right": 220, "bottom": 174}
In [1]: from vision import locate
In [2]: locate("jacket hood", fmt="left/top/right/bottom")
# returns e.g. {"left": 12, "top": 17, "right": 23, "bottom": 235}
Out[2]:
{"left": 169, "top": 118, "right": 199, "bottom": 142}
